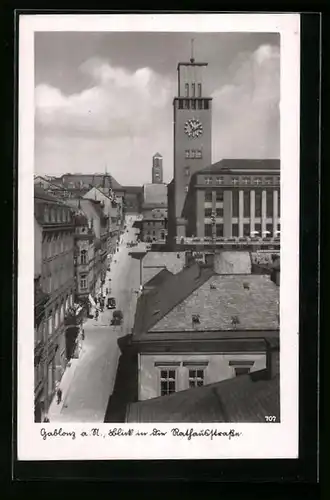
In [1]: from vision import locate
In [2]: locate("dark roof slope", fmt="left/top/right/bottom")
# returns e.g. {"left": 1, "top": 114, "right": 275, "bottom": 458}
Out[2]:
{"left": 122, "top": 185, "right": 143, "bottom": 194}
{"left": 143, "top": 268, "right": 173, "bottom": 288}
{"left": 200, "top": 159, "right": 280, "bottom": 174}
{"left": 34, "top": 185, "right": 71, "bottom": 207}
{"left": 133, "top": 263, "right": 214, "bottom": 336}
{"left": 127, "top": 368, "right": 280, "bottom": 423}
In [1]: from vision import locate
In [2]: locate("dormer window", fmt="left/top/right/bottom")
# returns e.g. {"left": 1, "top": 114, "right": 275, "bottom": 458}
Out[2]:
{"left": 192, "top": 314, "right": 200, "bottom": 324}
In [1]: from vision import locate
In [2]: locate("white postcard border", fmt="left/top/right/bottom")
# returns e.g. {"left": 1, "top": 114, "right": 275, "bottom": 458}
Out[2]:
{"left": 18, "top": 13, "right": 300, "bottom": 461}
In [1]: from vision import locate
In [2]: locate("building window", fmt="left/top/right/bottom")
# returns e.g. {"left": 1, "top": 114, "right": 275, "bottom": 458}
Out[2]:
{"left": 231, "top": 177, "right": 239, "bottom": 186}
{"left": 242, "top": 176, "right": 250, "bottom": 185}
{"left": 185, "top": 83, "right": 189, "bottom": 97}
{"left": 216, "top": 207, "right": 223, "bottom": 217}
{"left": 215, "top": 177, "right": 224, "bottom": 185}
{"left": 198, "top": 83, "right": 202, "bottom": 97}
{"left": 204, "top": 208, "right": 212, "bottom": 217}
{"left": 44, "top": 206, "right": 49, "bottom": 222}
{"left": 266, "top": 191, "right": 273, "bottom": 217}
{"left": 178, "top": 99, "right": 183, "bottom": 109}
{"left": 188, "top": 369, "right": 204, "bottom": 388}
{"left": 232, "top": 223, "right": 239, "bottom": 237}
{"left": 265, "top": 177, "right": 273, "bottom": 185}
{"left": 266, "top": 223, "right": 273, "bottom": 235}
{"left": 191, "top": 99, "right": 196, "bottom": 109}
{"left": 185, "top": 166, "right": 190, "bottom": 177}
{"left": 198, "top": 99, "right": 203, "bottom": 109}
{"left": 235, "top": 367, "right": 251, "bottom": 376}
{"left": 48, "top": 315, "right": 53, "bottom": 336}
{"left": 216, "top": 224, "right": 224, "bottom": 237}
{"left": 205, "top": 224, "right": 212, "bottom": 237}
{"left": 216, "top": 191, "right": 223, "bottom": 201}
{"left": 185, "top": 150, "right": 190, "bottom": 159}
{"left": 255, "top": 223, "right": 261, "bottom": 235}
{"left": 160, "top": 369, "right": 176, "bottom": 396}
{"left": 232, "top": 190, "right": 239, "bottom": 217}
{"left": 160, "top": 231, "right": 165, "bottom": 240}
{"left": 253, "top": 177, "right": 262, "bottom": 186}
{"left": 80, "top": 274, "right": 87, "bottom": 289}
{"left": 243, "top": 223, "right": 250, "bottom": 236}
{"left": 195, "top": 150, "right": 202, "bottom": 159}
{"left": 184, "top": 185, "right": 189, "bottom": 193}
{"left": 80, "top": 249, "right": 87, "bottom": 265}
{"left": 205, "top": 190, "right": 212, "bottom": 202}
{"left": 243, "top": 191, "right": 250, "bottom": 217}
{"left": 204, "top": 177, "right": 212, "bottom": 185}
{"left": 192, "top": 83, "right": 195, "bottom": 97}
{"left": 255, "top": 190, "right": 262, "bottom": 217}
{"left": 275, "top": 176, "right": 280, "bottom": 185}
{"left": 204, "top": 99, "right": 209, "bottom": 109}
{"left": 183, "top": 99, "right": 190, "bottom": 109}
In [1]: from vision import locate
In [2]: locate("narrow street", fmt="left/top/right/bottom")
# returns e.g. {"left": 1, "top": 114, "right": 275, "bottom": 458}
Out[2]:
{"left": 48, "top": 217, "right": 141, "bottom": 422}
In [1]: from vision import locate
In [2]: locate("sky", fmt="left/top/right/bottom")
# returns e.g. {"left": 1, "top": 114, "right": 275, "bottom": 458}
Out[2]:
{"left": 35, "top": 31, "right": 280, "bottom": 186}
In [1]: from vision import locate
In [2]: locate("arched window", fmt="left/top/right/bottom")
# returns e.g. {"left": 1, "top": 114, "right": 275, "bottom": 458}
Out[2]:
{"left": 81, "top": 249, "right": 87, "bottom": 265}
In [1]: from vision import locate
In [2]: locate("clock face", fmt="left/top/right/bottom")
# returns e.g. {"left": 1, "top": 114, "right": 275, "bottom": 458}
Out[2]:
{"left": 184, "top": 118, "right": 203, "bottom": 138}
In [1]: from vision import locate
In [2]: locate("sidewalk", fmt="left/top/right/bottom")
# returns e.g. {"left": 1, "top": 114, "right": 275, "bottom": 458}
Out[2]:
{"left": 48, "top": 355, "right": 80, "bottom": 421}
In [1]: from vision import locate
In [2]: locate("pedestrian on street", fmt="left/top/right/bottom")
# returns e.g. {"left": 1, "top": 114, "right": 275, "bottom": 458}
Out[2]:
{"left": 81, "top": 328, "right": 85, "bottom": 340}
{"left": 56, "top": 387, "right": 62, "bottom": 405}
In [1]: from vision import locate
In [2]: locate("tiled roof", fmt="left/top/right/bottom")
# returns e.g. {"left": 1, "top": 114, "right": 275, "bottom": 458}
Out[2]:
{"left": 126, "top": 367, "right": 280, "bottom": 423}
{"left": 133, "top": 263, "right": 215, "bottom": 336}
{"left": 214, "top": 251, "right": 252, "bottom": 274}
{"left": 151, "top": 274, "right": 279, "bottom": 332}
{"left": 200, "top": 159, "right": 280, "bottom": 174}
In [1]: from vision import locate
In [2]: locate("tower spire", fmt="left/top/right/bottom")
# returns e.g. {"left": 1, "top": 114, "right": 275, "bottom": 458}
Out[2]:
{"left": 190, "top": 38, "right": 195, "bottom": 63}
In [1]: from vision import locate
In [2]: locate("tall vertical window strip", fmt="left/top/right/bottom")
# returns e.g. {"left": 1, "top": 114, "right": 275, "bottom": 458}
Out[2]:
{"left": 185, "top": 83, "right": 189, "bottom": 97}
{"left": 243, "top": 191, "right": 250, "bottom": 217}
{"left": 255, "top": 190, "right": 262, "bottom": 217}
{"left": 266, "top": 191, "right": 273, "bottom": 217}
{"left": 192, "top": 83, "right": 195, "bottom": 97}
{"left": 198, "top": 83, "right": 202, "bottom": 97}
{"left": 232, "top": 190, "right": 239, "bottom": 217}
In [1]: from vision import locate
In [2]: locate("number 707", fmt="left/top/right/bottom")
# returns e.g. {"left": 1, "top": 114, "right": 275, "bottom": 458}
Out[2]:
{"left": 265, "top": 416, "right": 277, "bottom": 422}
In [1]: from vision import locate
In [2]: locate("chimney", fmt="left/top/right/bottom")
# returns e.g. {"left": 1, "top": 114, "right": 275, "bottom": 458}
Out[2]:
{"left": 265, "top": 339, "right": 280, "bottom": 379}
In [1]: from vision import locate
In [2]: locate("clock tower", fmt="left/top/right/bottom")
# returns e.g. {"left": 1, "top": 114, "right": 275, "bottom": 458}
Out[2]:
{"left": 173, "top": 47, "right": 212, "bottom": 238}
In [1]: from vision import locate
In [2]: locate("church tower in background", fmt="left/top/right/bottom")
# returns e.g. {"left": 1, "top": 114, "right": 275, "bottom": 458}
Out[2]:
{"left": 172, "top": 41, "right": 212, "bottom": 238}
{"left": 152, "top": 153, "right": 163, "bottom": 184}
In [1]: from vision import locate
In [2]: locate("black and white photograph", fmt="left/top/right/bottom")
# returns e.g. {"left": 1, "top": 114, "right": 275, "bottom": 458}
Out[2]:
{"left": 18, "top": 13, "right": 300, "bottom": 460}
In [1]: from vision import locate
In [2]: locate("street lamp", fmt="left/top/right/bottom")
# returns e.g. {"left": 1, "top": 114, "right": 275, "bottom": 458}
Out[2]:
{"left": 128, "top": 250, "right": 147, "bottom": 291}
